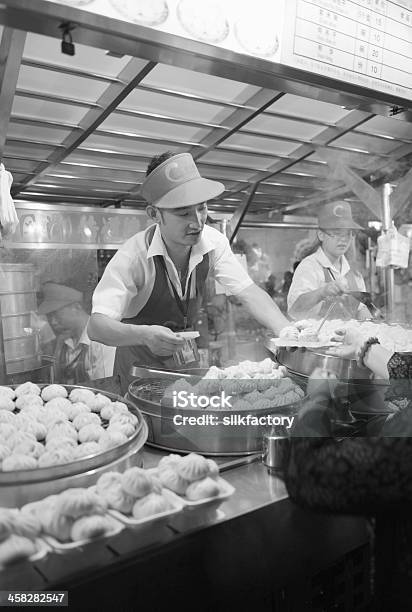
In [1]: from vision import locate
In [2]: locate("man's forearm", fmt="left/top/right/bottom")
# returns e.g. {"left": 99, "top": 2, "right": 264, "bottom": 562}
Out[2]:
{"left": 237, "top": 284, "right": 289, "bottom": 335}
{"left": 88, "top": 313, "right": 148, "bottom": 347}
{"left": 289, "top": 287, "right": 326, "bottom": 318}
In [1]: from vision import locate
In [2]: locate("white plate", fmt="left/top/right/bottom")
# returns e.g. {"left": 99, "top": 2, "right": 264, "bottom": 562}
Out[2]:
{"left": 107, "top": 489, "right": 184, "bottom": 528}
{"left": 268, "top": 338, "right": 340, "bottom": 349}
{"left": 175, "top": 331, "right": 200, "bottom": 339}
{"left": 43, "top": 515, "right": 123, "bottom": 552}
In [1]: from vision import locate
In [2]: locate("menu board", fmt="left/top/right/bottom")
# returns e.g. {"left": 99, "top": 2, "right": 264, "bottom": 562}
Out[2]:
{"left": 44, "top": 0, "right": 412, "bottom": 101}
{"left": 281, "top": 0, "right": 412, "bottom": 101}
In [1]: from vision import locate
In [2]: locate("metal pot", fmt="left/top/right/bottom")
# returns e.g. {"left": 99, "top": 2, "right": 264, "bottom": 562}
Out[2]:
{"left": 276, "top": 346, "right": 373, "bottom": 380}
{"left": 1, "top": 313, "right": 32, "bottom": 339}
{"left": 127, "top": 371, "right": 301, "bottom": 456}
{"left": 0, "top": 292, "right": 37, "bottom": 316}
{"left": 0, "top": 264, "right": 36, "bottom": 293}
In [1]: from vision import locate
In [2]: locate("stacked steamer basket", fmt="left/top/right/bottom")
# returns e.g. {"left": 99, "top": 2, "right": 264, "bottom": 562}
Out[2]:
{"left": 127, "top": 359, "right": 305, "bottom": 456}
{"left": 0, "top": 264, "right": 41, "bottom": 376}
{"left": 0, "top": 382, "right": 148, "bottom": 507}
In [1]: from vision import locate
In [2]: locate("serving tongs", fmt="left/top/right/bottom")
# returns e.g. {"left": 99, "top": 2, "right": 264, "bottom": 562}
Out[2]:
{"left": 345, "top": 291, "right": 384, "bottom": 319}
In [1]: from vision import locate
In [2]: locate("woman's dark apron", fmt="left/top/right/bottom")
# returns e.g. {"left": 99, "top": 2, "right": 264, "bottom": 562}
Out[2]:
{"left": 114, "top": 226, "right": 210, "bottom": 394}
{"left": 319, "top": 267, "right": 361, "bottom": 319}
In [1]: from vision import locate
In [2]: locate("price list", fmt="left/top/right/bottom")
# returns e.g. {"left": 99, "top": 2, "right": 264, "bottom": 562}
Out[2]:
{"left": 281, "top": 0, "right": 412, "bottom": 101}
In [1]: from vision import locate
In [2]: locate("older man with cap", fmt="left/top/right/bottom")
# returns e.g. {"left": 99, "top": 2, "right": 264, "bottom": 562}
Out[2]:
{"left": 39, "top": 282, "right": 115, "bottom": 384}
{"left": 88, "top": 151, "right": 289, "bottom": 393}
{"left": 287, "top": 201, "right": 369, "bottom": 321}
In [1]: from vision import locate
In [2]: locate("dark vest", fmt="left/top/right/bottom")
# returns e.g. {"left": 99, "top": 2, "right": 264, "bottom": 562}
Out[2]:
{"left": 114, "top": 225, "right": 210, "bottom": 393}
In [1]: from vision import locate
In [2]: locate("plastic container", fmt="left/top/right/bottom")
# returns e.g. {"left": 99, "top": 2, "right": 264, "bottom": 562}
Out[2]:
{"left": 42, "top": 515, "right": 123, "bottom": 553}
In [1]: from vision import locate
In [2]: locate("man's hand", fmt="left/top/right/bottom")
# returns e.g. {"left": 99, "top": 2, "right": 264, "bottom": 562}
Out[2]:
{"left": 140, "top": 325, "right": 185, "bottom": 356}
{"left": 307, "top": 367, "right": 339, "bottom": 400}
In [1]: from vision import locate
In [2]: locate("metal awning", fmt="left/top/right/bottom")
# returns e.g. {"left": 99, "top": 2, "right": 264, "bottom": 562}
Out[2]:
{"left": 0, "top": 5, "right": 411, "bottom": 224}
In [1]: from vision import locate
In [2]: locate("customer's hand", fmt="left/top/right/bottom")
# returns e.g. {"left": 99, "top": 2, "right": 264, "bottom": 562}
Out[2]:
{"left": 307, "top": 367, "right": 339, "bottom": 400}
{"left": 140, "top": 325, "right": 185, "bottom": 356}
{"left": 325, "top": 327, "right": 364, "bottom": 360}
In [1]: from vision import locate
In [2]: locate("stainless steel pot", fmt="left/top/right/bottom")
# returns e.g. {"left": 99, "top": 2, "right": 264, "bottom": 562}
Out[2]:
{"left": 4, "top": 333, "right": 42, "bottom": 374}
{"left": 127, "top": 371, "right": 302, "bottom": 456}
{"left": 276, "top": 346, "right": 373, "bottom": 380}
{"left": 0, "top": 384, "right": 148, "bottom": 507}
{"left": 0, "top": 264, "right": 36, "bottom": 293}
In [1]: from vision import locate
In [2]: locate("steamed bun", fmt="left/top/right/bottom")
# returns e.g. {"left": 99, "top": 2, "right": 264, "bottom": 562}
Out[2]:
{"left": 107, "top": 422, "right": 135, "bottom": 438}
{"left": 2, "top": 454, "right": 37, "bottom": 471}
{"left": 158, "top": 466, "right": 189, "bottom": 495}
{"left": 72, "top": 412, "right": 100, "bottom": 431}
{"left": 15, "top": 382, "right": 41, "bottom": 397}
{"left": 96, "top": 472, "right": 134, "bottom": 514}
{"left": 99, "top": 430, "right": 128, "bottom": 451}
{"left": 0, "top": 443, "right": 11, "bottom": 462}
{"left": 74, "top": 442, "right": 100, "bottom": 459}
{"left": 56, "top": 488, "right": 107, "bottom": 519}
{"left": 12, "top": 512, "right": 41, "bottom": 539}
{"left": 0, "top": 396, "right": 14, "bottom": 412}
{"left": 38, "top": 447, "right": 75, "bottom": 468}
{"left": 89, "top": 393, "right": 111, "bottom": 413}
{"left": 15, "top": 394, "right": 43, "bottom": 410}
{"left": 0, "top": 535, "right": 36, "bottom": 566}
{"left": 0, "top": 410, "right": 15, "bottom": 424}
{"left": 40, "top": 509, "right": 73, "bottom": 542}
{"left": 45, "top": 397, "right": 72, "bottom": 412}
{"left": 13, "top": 440, "right": 45, "bottom": 459}
{"left": 132, "top": 493, "right": 173, "bottom": 520}
{"left": 41, "top": 384, "right": 67, "bottom": 402}
{"left": 0, "top": 386, "right": 15, "bottom": 400}
{"left": 45, "top": 436, "right": 77, "bottom": 451}
{"left": 71, "top": 515, "right": 113, "bottom": 541}
{"left": 121, "top": 467, "right": 155, "bottom": 498}
{"left": 185, "top": 477, "right": 220, "bottom": 500}
{"left": 78, "top": 424, "right": 105, "bottom": 443}
{"left": 69, "top": 388, "right": 96, "bottom": 406}
{"left": 177, "top": 453, "right": 210, "bottom": 483}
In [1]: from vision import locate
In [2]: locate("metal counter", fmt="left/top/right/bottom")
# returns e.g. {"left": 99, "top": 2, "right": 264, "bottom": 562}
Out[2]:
{"left": 0, "top": 377, "right": 371, "bottom": 611}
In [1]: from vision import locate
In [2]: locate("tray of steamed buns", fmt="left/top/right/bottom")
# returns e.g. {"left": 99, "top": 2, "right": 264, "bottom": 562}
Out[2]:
{"left": 0, "top": 507, "right": 49, "bottom": 569}
{"left": 0, "top": 381, "right": 145, "bottom": 477}
{"left": 149, "top": 453, "right": 234, "bottom": 510}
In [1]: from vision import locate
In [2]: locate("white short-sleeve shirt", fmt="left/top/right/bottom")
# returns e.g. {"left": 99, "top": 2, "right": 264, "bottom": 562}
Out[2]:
{"left": 287, "top": 247, "right": 366, "bottom": 320}
{"left": 92, "top": 224, "right": 253, "bottom": 321}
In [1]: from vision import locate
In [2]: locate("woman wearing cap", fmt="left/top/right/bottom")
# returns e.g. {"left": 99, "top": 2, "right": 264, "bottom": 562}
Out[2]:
{"left": 287, "top": 201, "right": 369, "bottom": 321}
{"left": 88, "top": 152, "right": 289, "bottom": 393}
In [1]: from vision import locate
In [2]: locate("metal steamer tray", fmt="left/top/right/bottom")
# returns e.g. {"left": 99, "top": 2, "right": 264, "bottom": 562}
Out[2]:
{"left": 0, "top": 384, "right": 148, "bottom": 508}
{"left": 127, "top": 370, "right": 302, "bottom": 456}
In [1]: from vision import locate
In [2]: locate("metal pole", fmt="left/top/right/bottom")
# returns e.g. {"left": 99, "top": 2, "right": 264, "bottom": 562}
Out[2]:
{"left": 382, "top": 183, "right": 395, "bottom": 322}
{"left": 0, "top": 300, "right": 8, "bottom": 384}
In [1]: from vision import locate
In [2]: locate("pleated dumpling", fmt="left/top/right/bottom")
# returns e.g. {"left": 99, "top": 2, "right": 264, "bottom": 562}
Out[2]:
{"left": 157, "top": 466, "right": 188, "bottom": 495}
{"left": 2, "top": 454, "right": 37, "bottom": 471}
{"left": 74, "top": 442, "right": 100, "bottom": 459}
{"left": 96, "top": 472, "right": 134, "bottom": 514}
{"left": 0, "top": 410, "right": 14, "bottom": 424}
{"left": 0, "top": 535, "right": 36, "bottom": 566}
{"left": 69, "top": 388, "right": 96, "bottom": 406}
{"left": 185, "top": 477, "right": 220, "bottom": 501}
{"left": 0, "top": 396, "right": 14, "bottom": 412}
{"left": 38, "top": 447, "right": 75, "bottom": 468}
{"left": 55, "top": 488, "right": 107, "bottom": 519}
{"left": 89, "top": 393, "right": 111, "bottom": 413}
{"left": 15, "top": 382, "right": 41, "bottom": 397}
{"left": 78, "top": 424, "right": 105, "bottom": 443}
{"left": 132, "top": 493, "right": 173, "bottom": 520}
{"left": 40, "top": 509, "right": 73, "bottom": 542}
{"left": 15, "top": 394, "right": 43, "bottom": 410}
{"left": 70, "top": 515, "right": 113, "bottom": 541}
{"left": 121, "top": 467, "right": 155, "bottom": 498}
{"left": 99, "top": 430, "right": 127, "bottom": 451}
{"left": 11, "top": 512, "right": 42, "bottom": 539}
{"left": 177, "top": 453, "right": 210, "bottom": 483}
{"left": 72, "top": 412, "right": 100, "bottom": 431}
{"left": 0, "top": 386, "right": 15, "bottom": 400}
{"left": 41, "top": 384, "right": 67, "bottom": 402}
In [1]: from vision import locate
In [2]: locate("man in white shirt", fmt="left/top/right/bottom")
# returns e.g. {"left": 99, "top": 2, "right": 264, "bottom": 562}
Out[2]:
{"left": 287, "top": 201, "right": 369, "bottom": 321}
{"left": 88, "top": 151, "right": 289, "bottom": 392}
{"left": 39, "top": 283, "right": 115, "bottom": 384}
